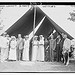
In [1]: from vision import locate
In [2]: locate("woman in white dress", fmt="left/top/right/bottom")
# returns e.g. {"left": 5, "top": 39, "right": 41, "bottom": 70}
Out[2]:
{"left": 37, "top": 35, "right": 44, "bottom": 62}
{"left": 32, "top": 36, "right": 38, "bottom": 61}
{"left": 9, "top": 36, "right": 17, "bottom": 60}
{"left": 23, "top": 35, "right": 30, "bottom": 61}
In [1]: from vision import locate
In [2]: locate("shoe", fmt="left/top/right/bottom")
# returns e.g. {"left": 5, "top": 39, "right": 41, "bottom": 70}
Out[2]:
{"left": 65, "top": 64, "right": 68, "bottom": 66}
{"left": 65, "top": 62, "right": 69, "bottom": 66}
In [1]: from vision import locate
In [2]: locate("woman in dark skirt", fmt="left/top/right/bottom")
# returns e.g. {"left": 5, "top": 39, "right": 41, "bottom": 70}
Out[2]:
{"left": 56, "top": 35, "right": 61, "bottom": 62}
{"left": 44, "top": 38, "right": 49, "bottom": 62}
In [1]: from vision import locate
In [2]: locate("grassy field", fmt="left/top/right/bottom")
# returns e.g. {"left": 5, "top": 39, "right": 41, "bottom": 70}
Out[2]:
{"left": 0, "top": 60, "right": 75, "bottom": 72}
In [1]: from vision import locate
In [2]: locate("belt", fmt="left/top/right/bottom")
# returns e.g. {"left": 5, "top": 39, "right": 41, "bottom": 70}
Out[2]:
{"left": 39, "top": 44, "right": 44, "bottom": 45}
{"left": 33, "top": 44, "right": 38, "bottom": 46}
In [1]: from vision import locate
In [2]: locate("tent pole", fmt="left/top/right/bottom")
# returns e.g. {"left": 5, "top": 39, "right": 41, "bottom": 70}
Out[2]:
{"left": 33, "top": 5, "right": 36, "bottom": 44}
{"left": 32, "top": 5, "right": 36, "bottom": 61}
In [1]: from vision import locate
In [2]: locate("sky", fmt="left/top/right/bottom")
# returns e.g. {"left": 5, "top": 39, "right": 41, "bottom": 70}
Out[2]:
{"left": 0, "top": 5, "right": 31, "bottom": 34}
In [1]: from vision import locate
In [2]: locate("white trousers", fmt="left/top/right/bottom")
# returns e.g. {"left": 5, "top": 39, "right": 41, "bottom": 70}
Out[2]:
{"left": 1, "top": 48, "right": 8, "bottom": 62}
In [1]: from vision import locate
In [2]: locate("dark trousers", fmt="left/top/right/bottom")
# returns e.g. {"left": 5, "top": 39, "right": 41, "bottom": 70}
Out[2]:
{"left": 56, "top": 44, "right": 61, "bottom": 62}
{"left": 19, "top": 49, "right": 23, "bottom": 60}
{"left": 63, "top": 52, "right": 69, "bottom": 65}
{"left": 45, "top": 50, "right": 49, "bottom": 62}
{"left": 17, "top": 49, "right": 23, "bottom": 61}
{"left": 60, "top": 47, "right": 64, "bottom": 62}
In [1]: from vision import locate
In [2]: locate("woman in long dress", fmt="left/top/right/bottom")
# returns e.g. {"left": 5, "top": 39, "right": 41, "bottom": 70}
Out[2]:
{"left": 32, "top": 36, "right": 38, "bottom": 61}
{"left": 23, "top": 35, "right": 30, "bottom": 61}
{"left": 37, "top": 35, "right": 44, "bottom": 62}
{"left": 9, "top": 36, "right": 17, "bottom": 60}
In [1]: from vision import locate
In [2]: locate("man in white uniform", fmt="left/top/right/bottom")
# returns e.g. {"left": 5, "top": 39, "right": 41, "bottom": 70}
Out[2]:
{"left": 32, "top": 36, "right": 38, "bottom": 61}
{"left": 0, "top": 32, "right": 8, "bottom": 62}
{"left": 23, "top": 35, "right": 30, "bottom": 61}
{"left": 62, "top": 34, "right": 71, "bottom": 66}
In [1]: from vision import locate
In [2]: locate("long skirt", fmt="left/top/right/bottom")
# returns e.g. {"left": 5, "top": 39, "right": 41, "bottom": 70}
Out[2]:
{"left": 32, "top": 45, "right": 38, "bottom": 61}
{"left": 9, "top": 48, "right": 16, "bottom": 60}
{"left": 1, "top": 48, "right": 8, "bottom": 62}
{"left": 23, "top": 47, "right": 29, "bottom": 61}
{"left": 37, "top": 45, "right": 44, "bottom": 61}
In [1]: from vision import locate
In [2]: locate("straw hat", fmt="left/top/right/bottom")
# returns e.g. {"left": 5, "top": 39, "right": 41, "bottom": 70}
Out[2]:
{"left": 25, "top": 35, "right": 29, "bottom": 38}
{"left": 34, "top": 35, "right": 38, "bottom": 38}
{"left": 11, "top": 36, "right": 16, "bottom": 39}
{"left": 6, "top": 34, "right": 9, "bottom": 37}
{"left": 39, "top": 35, "right": 43, "bottom": 37}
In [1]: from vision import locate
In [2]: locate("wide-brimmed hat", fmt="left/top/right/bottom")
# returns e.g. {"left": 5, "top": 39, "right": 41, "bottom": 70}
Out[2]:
{"left": 39, "top": 35, "right": 43, "bottom": 37}
{"left": 33, "top": 36, "right": 38, "bottom": 40}
{"left": 6, "top": 34, "right": 9, "bottom": 37}
{"left": 11, "top": 36, "right": 16, "bottom": 39}
{"left": 34, "top": 35, "right": 38, "bottom": 38}
{"left": 25, "top": 35, "right": 29, "bottom": 38}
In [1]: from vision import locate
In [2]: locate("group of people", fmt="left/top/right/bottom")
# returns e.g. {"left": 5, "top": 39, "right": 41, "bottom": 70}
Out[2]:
{"left": 0, "top": 32, "right": 45, "bottom": 62}
{"left": 44, "top": 33, "right": 71, "bottom": 66}
{"left": 0, "top": 31, "right": 75, "bottom": 66}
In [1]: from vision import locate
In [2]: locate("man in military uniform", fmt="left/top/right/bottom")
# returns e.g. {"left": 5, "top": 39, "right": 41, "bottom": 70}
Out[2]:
{"left": 17, "top": 34, "right": 24, "bottom": 61}
{"left": 62, "top": 34, "right": 71, "bottom": 66}
{"left": 49, "top": 34, "right": 56, "bottom": 62}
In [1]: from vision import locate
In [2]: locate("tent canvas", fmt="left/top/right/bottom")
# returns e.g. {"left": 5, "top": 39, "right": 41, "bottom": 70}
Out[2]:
{"left": 6, "top": 6, "right": 73, "bottom": 40}
{"left": 6, "top": 6, "right": 45, "bottom": 38}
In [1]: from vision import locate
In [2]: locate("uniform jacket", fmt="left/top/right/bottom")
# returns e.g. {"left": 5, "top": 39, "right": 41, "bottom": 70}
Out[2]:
{"left": 17, "top": 38, "right": 24, "bottom": 50}
{"left": 63, "top": 38, "right": 71, "bottom": 52}
{"left": 49, "top": 39, "right": 56, "bottom": 50}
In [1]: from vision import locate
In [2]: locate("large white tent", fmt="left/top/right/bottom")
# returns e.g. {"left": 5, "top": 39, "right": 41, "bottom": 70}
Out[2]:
{"left": 0, "top": 5, "right": 75, "bottom": 39}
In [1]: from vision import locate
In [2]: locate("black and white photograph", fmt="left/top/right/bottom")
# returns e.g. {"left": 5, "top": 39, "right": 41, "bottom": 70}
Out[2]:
{"left": 0, "top": 2, "right": 75, "bottom": 73}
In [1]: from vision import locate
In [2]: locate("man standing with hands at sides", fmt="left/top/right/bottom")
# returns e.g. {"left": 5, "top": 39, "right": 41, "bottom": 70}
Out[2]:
{"left": 23, "top": 35, "right": 30, "bottom": 61}
{"left": 17, "top": 34, "right": 24, "bottom": 61}
{"left": 49, "top": 34, "right": 56, "bottom": 62}
{"left": 44, "top": 38, "right": 49, "bottom": 62}
{"left": 62, "top": 34, "right": 71, "bottom": 66}
{"left": 60, "top": 33, "right": 65, "bottom": 62}
{"left": 56, "top": 35, "right": 61, "bottom": 62}
{"left": 0, "top": 32, "right": 8, "bottom": 62}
